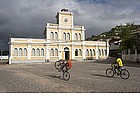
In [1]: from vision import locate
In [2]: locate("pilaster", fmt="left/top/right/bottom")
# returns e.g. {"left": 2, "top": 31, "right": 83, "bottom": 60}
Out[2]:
{"left": 9, "top": 43, "right": 13, "bottom": 64}
{"left": 96, "top": 42, "right": 99, "bottom": 60}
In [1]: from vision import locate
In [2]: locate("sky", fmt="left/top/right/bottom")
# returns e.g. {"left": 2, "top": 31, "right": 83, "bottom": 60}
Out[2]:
{"left": 0, "top": 0, "right": 140, "bottom": 50}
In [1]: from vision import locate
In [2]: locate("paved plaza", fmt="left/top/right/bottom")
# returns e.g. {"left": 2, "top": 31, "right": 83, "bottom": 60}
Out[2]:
{"left": 0, "top": 60, "right": 140, "bottom": 93}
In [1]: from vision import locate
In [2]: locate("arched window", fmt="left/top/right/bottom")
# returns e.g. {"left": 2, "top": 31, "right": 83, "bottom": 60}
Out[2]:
{"left": 105, "top": 50, "right": 107, "bottom": 56}
{"left": 50, "top": 32, "right": 54, "bottom": 40}
{"left": 75, "top": 33, "right": 78, "bottom": 41}
{"left": 102, "top": 49, "right": 104, "bottom": 56}
{"left": 55, "top": 32, "right": 58, "bottom": 40}
{"left": 32, "top": 48, "right": 35, "bottom": 56}
{"left": 99, "top": 49, "right": 101, "bottom": 56}
{"left": 41, "top": 49, "right": 44, "bottom": 56}
{"left": 93, "top": 49, "right": 96, "bottom": 56}
{"left": 90, "top": 49, "right": 92, "bottom": 56}
{"left": 63, "top": 32, "right": 66, "bottom": 40}
{"left": 24, "top": 48, "right": 27, "bottom": 56}
{"left": 86, "top": 49, "right": 89, "bottom": 56}
{"left": 36, "top": 48, "right": 40, "bottom": 56}
{"left": 79, "top": 33, "right": 81, "bottom": 40}
{"left": 50, "top": 48, "right": 54, "bottom": 56}
{"left": 14, "top": 48, "right": 18, "bottom": 56}
{"left": 79, "top": 49, "right": 82, "bottom": 56}
{"left": 55, "top": 48, "right": 58, "bottom": 56}
{"left": 67, "top": 33, "right": 70, "bottom": 40}
{"left": 75, "top": 49, "right": 78, "bottom": 56}
{"left": 19, "top": 48, "right": 22, "bottom": 56}
{"left": 64, "top": 47, "right": 69, "bottom": 51}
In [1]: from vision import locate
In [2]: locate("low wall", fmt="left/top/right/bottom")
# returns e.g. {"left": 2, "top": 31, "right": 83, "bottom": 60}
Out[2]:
{"left": 122, "top": 54, "right": 140, "bottom": 62}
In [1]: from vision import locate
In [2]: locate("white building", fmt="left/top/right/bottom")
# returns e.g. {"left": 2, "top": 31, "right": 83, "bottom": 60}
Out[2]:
{"left": 9, "top": 9, "right": 109, "bottom": 64}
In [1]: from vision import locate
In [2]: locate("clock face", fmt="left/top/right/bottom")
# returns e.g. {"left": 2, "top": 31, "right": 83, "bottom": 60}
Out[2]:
{"left": 64, "top": 18, "right": 68, "bottom": 22}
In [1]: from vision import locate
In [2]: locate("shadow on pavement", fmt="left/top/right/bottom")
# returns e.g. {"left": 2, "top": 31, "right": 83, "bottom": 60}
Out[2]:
{"left": 91, "top": 73, "right": 118, "bottom": 79}
{"left": 91, "top": 74, "right": 107, "bottom": 78}
{"left": 46, "top": 74, "right": 63, "bottom": 80}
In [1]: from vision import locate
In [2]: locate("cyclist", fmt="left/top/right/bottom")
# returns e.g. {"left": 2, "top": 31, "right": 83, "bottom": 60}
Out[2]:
{"left": 59, "top": 58, "right": 72, "bottom": 72}
{"left": 112, "top": 54, "right": 123, "bottom": 70}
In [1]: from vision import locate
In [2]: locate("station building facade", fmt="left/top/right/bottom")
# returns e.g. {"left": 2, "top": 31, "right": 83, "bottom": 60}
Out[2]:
{"left": 9, "top": 9, "right": 109, "bottom": 64}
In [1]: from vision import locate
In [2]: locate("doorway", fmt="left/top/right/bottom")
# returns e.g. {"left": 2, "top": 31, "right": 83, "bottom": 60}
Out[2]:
{"left": 64, "top": 47, "right": 70, "bottom": 60}
{"left": 65, "top": 51, "right": 69, "bottom": 60}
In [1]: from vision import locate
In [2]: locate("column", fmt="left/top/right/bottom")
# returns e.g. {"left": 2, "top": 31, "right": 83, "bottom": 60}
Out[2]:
{"left": 27, "top": 45, "right": 31, "bottom": 60}
{"left": 106, "top": 41, "right": 109, "bottom": 58}
{"left": 45, "top": 44, "right": 50, "bottom": 62}
{"left": 59, "top": 45, "right": 62, "bottom": 59}
{"left": 71, "top": 44, "right": 75, "bottom": 59}
{"left": 45, "top": 24, "right": 50, "bottom": 62}
{"left": 95, "top": 42, "right": 99, "bottom": 60}
{"left": 9, "top": 44, "right": 13, "bottom": 64}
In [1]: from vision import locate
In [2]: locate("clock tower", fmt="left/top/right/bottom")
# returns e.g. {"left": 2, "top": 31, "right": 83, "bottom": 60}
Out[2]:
{"left": 56, "top": 9, "right": 74, "bottom": 27}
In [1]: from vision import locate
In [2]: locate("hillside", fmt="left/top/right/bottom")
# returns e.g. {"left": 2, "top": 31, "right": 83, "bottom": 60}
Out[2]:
{"left": 86, "top": 23, "right": 140, "bottom": 51}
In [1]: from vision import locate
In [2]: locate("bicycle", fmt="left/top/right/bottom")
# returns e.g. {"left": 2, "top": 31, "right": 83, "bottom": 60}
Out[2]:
{"left": 106, "top": 64, "right": 130, "bottom": 79}
{"left": 54, "top": 59, "right": 70, "bottom": 81}
{"left": 54, "top": 59, "right": 65, "bottom": 70}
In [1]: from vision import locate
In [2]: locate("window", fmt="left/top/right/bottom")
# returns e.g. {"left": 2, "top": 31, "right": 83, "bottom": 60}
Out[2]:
{"left": 41, "top": 49, "right": 44, "bottom": 56}
{"left": 50, "top": 32, "right": 54, "bottom": 40}
{"left": 50, "top": 48, "right": 54, "bottom": 56}
{"left": 79, "top": 49, "right": 82, "bottom": 56}
{"left": 55, "top": 48, "right": 58, "bottom": 56}
{"left": 32, "top": 48, "right": 35, "bottom": 56}
{"left": 36, "top": 48, "right": 40, "bottom": 56}
{"left": 14, "top": 48, "right": 18, "bottom": 56}
{"left": 55, "top": 32, "right": 58, "bottom": 40}
{"left": 102, "top": 49, "right": 104, "bottom": 56}
{"left": 86, "top": 49, "right": 89, "bottom": 56}
{"left": 79, "top": 33, "right": 81, "bottom": 40}
{"left": 64, "top": 47, "right": 69, "bottom": 51}
{"left": 75, "top": 33, "right": 78, "bottom": 41}
{"left": 99, "top": 49, "right": 101, "bottom": 56}
{"left": 63, "top": 32, "right": 66, "bottom": 40}
{"left": 93, "top": 49, "right": 96, "bottom": 56}
{"left": 105, "top": 50, "right": 107, "bottom": 56}
{"left": 24, "top": 48, "right": 27, "bottom": 56}
{"left": 90, "top": 49, "right": 92, "bottom": 56}
{"left": 67, "top": 33, "right": 70, "bottom": 40}
{"left": 19, "top": 48, "right": 22, "bottom": 56}
{"left": 75, "top": 49, "right": 78, "bottom": 56}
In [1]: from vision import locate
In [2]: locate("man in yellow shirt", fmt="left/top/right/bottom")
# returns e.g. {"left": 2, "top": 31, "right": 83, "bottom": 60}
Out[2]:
{"left": 116, "top": 57, "right": 123, "bottom": 68}
{"left": 113, "top": 55, "right": 123, "bottom": 70}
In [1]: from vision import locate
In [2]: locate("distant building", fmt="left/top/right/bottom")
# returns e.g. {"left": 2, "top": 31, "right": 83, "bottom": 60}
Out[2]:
{"left": 109, "top": 38, "right": 121, "bottom": 57}
{"left": 9, "top": 9, "right": 109, "bottom": 64}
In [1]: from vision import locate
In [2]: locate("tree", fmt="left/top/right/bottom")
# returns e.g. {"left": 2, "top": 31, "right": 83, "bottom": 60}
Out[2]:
{"left": 86, "top": 23, "right": 139, "bottom": 52}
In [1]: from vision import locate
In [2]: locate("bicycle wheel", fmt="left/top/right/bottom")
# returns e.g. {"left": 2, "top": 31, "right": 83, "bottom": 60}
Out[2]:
{"left": 54, "top": 60, "right": 61, "bottom": 70}
{"left": 106, "top": 68, "right": 114, "bottom": 77}
{"left": 63, "top": 71, "right": 70, "bottom": 81}
{"left": 120, "top": 69, "right": 130, "bottom": 79}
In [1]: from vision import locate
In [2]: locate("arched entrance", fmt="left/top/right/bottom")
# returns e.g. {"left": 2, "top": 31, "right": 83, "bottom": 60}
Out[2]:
{"left": 64, "top": 47, "right": 69, "bottom": 60}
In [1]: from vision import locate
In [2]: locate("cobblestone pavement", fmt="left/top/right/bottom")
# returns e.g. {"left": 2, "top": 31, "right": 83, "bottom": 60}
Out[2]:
{"left": 0, "top": 60, "right": 140, "bottom": 93}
